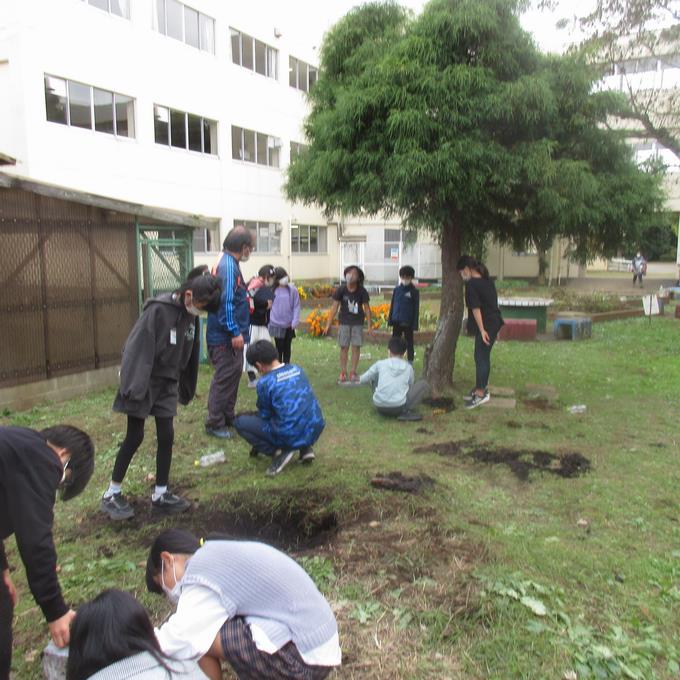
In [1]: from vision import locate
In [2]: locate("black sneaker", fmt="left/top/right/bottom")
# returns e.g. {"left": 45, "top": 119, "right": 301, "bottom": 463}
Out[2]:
{"left": 299, "top": 447, "right": 316, "bottom": 464}
{"left": 100, "top": 493, "right": 135, "bottom": 521}
{"left": 465, "top": 390, "right": 490, "bottom": 409}
{"left": 397, "top": 410, "right": 423, "bottom": 422}
{"left": 151, "top": 491, "right": 191, "bottom": 515}
{"left": 249, "top": 446, "right": 259, "bottom": 458}
{"left": 266, "top": 450, "right": 295, "bottom": 477}
{"left": 205, "top": 426, "right": 233, "bottom": 439}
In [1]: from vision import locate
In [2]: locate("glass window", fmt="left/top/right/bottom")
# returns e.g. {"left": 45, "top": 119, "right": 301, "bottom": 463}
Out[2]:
{"left": 300, "top": 225, "right": 310, "bottom": 253}
{"left": 309, "top": 225, "right": 318, "bottom": 253}
{"left": 166, "top": 0, "right": 183, "bottom": 41}
{"left": 188, "top": 113, "right": 202, "bottom": 152}
{"left": 114, "top": 93, "right": 134, "bottom": 137}
{"left": 268, "top": 137, "right": 280, "bottom": 167}
{"left": 309, "top": 66, "right": 318, "bottom": 89}
{"left": 68, "top": 81, "right": 92, "bottom": 129}
{"left": 255, "top": 39, "right": 266, "bottom": 75}
{"left": 203, "top": 119, "right": 213, "bottom": 154}
{"left": 154, "top": 105, "right": 169, "bottom": 145}
{"left": 246, "top": 221, "right": 258, "bottom": 250}
{"left": 298, "top": 61, "right": 308, "bottom": 92}
{"left": 230, "top": 29, "right": 241, "bottom": 64}
{"left": 110, "top": 0, "right": 129, "bottom": 17}
{"left": 170, "top": 109, "right": 186, "bottom": 149}
{"left": 231, "top": 125, "right": 242, "bottom": 159}
{"left": 89, "top": 0, "right": 108, "bottom": 10}
{"left": 93, "top": 88, "right": 114, "bottom": 134}
{"left": 256, "top": 132, "right": 267, "bottom": 165}
{"left": 289, "top": 56, "right": 297, "bottom": 87}
{"left": 242, "top": 34, "right": 254, "bottom": 70}
{"left": 267, "top": 46, "right": 278, "bottom": 79}
{"left": 156, "top": 0, "right": 166, "bottom": 33}
{"left": 44, "top": 75, "right": 68, "bottom": 124}
{"left": 199, "top": 13, "right": 214, "bottom": 53}
{"left": 291, "top": 225, "right": 299, "bottom": 253}
{"left": 243, "top": 128, "right": 255, "bottom": 162}
{"left": 318, "top": 227, "right": 327, "bottom": 253}
{"left": 184, "top": 6, "right": 199, "bottom": 48}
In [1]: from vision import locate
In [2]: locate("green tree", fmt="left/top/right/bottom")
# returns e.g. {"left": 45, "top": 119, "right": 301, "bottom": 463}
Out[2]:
{"left": 286, "top": 0, "right": 662, "bottom": 394}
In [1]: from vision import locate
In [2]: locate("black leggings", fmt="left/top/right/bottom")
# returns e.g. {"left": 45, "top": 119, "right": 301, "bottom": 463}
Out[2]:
{"left": 111, "top": 416, "right": 174, "bottom": 487}
{"left": 274, "top": 329, "right": 295, "bottom": 364}
{"left": 0, "top": 575, "right": 11, "bottom": 680}
{"left": 392, "top": 324, "right": 415, "bottom": 362}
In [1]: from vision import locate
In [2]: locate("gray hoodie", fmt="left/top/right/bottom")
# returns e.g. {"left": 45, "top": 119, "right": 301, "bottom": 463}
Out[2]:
{"left": 359, "top": 357, "right": 413, "bottom": 408}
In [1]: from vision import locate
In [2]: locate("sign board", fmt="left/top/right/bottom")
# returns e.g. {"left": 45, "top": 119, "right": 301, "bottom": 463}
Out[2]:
{"left": 390, "top": 246, "right": 399, "bottom": 262}
{"left": 642, "top": 294, "right": 660, "bottom": 316}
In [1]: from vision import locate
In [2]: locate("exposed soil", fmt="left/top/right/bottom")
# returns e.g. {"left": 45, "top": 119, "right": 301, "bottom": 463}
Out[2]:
{"left": 371, "top": 471, "right": 435, "bottom": 494}
{"left": 415, "top": 427, "right": 433, "bottom": 434}
{"left": 523, "top": 397, "right": 558, "bottom": 411}
{"left": 413, "top": 440, "right": 591, "bottom": 481}
{"left": 423, "top": 396, "right": 455, "bottom": 412}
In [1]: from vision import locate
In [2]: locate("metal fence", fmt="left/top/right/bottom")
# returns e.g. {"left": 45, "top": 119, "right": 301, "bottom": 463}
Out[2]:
{"left": 0, "top": 187, "right": 138, "bottom": 388}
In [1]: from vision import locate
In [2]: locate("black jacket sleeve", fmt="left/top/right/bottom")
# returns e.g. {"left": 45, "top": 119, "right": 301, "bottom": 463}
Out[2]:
{"left": 178, "top": 317, "right": 200, "bottom": 405}
{"left": 412, "top": 287, "right": 420, "bottom": 331}
{"left": 388, "top": 289, "right": 395, "bottom": 326}
{"left": 6, "top": 462, "right": 67, "bottom": 622}
{"left": 0, "top": 541, "right": 7, "bottom": 571}
{"left": 118, "top": 306, "right": 158, "bottom": 401}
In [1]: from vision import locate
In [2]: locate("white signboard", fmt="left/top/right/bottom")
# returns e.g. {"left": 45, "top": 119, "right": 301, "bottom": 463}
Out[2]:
{"left": 390, "top": 246, "right": 399, "bottom": 262}
{"left": 642, "top": 294, "right": 660, "bottom": 316}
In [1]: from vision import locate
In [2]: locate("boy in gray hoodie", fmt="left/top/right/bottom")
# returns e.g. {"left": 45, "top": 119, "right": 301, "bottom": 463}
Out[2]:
{"left": 359, "top": 337, "right": 430, "bottom": 421}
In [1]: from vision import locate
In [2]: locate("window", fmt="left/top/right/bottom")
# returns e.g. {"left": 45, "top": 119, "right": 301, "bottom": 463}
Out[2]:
{"left": 44, "top": 74, "right": 135, "bottom": 137}
{"left": 231, "top": 126, "right": 281, "bottom": 167}
{"left": 289, "top": 56, "right": 318, "bottom": 92}
{"left": 233, "top": 220, "right": 281, "bottom": 253}
{"left": 193, "top": 227, "right": 219, "bottom": 253}
{"left": 291, "top": 225, "right": 327, "bottom": 254}
{"left": 230, "top": 28, "right": 278, "bottom": 79}
{"left": 384, "top": 228, "right": 401, "bottom": 259}
{"left": 154, "top": 104, "right": 217, "bottom": 155}
{"left": 156, "top": 0, "right": 215, "bottom": 53}
{"left": 290, "top": 141, "right": 309, "bottom": 160}
{"left": 82, "top": 0, "right": 130, "bottom": 19}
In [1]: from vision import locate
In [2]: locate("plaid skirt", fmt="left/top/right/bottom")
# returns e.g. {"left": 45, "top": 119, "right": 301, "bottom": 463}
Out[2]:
{"left": 219, "top": 617, "right": 333, "bottom": 680}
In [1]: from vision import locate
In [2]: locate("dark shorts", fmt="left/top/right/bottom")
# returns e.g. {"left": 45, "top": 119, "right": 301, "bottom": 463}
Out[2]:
{"left": 113, "top": 376, "right": 178, "bottom": 419}
{"left": 219, "top": 617, "right": 333, "bottom": 680}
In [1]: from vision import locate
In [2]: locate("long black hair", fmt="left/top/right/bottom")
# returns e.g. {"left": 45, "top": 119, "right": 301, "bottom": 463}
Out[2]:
{"left": 177, "top": 264, "right": 222, "bottom": 313}
{"left": 456, "top": 255, "right": 489, "bottom": 279}
{"left": 40, "top": 425, "right": 94, "bottom": 501}
{"left": 66, "top": 589, "right": 174, "bottom": 680}
{"left": 343, "top": 265, "right": 365, "bottom": 286}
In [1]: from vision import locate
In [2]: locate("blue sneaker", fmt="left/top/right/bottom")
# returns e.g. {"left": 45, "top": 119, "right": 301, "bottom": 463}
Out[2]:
{"left": 205, "top": 426, "right": 233, "bottom": 439}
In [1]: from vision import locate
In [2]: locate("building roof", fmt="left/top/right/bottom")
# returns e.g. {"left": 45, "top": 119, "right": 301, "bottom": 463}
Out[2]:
{"left": 0, "top": 153, "right": 16, "bottom": 166}
{"left": 0, "top": 171, "right": 220, "bottom": 229}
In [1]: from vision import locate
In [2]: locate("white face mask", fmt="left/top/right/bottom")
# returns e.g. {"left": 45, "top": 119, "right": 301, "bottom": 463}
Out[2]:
{"left": 345, "top": 274, "right": 355, "bottom": 285}
{"left": 400, "top": 278, "right": 412, "bottom": 286}
{"left": 161, "top": 558, "right": 182, "bottom": 605}
{"left": 279, "top": 276, "right": 289, "bottom": 286}
{"left": 240, "top": 247, "right": 251, "bottom": 263}
{"left": 186, "top": 303, "right": 204, "bottom": 317}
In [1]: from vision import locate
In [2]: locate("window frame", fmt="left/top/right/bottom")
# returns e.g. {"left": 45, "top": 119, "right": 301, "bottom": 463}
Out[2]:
{"left": 289, "top": 55, "right": 318, "bottom": 92}
{"left": 291, "top": 225, "right": 328, "bottom": 254}
{"left": 230, "top": 27, "right": 278, "bottom": 79}
{"left": 154, "top": 103, "right": 218, "bottom": 156}
{"left": 231, "top": 125, "right": 281, "bottom": 167}
{"left": 82, "top": 0, "right": 130, "bottom": 19}
{"left": 233, "top": 219, "right": 282, "bottom": 254}
{"left": 156, "top": 0, "right": 215, "bottom": 54}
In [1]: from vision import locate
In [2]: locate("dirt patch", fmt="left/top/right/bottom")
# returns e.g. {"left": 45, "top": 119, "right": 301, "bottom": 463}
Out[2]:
{"left": 371, "top": 471, "right": 435, "bottom": 494}
{"left": 506, "top": 420, "right": 523, "bottom": 429}
{"left": 413, "top": 440, "right": 591, "bottom": 481}
{"left": 424, "top": 396, "right": 455, "bottom": 412}
{"left": 523, "top": 397, "right": 558, "bottom": 411}
{"left": 415, "top": 427, "right": 433, "bottom": 434}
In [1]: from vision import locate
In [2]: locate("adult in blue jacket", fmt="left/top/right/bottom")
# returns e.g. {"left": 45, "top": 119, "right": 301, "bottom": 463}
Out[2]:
{"left": 234, "top": 341, "right": 325, "bottom": 477}
{"left": 205, "top": 227, "right": 254, "bottom": 438}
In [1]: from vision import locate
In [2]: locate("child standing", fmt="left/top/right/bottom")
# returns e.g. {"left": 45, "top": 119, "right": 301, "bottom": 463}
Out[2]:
{"left": 388, "top": 265, "right": 420, "bottom": 363}
{"left": 324, "top": 265, "right": 373, "bottom": 384}
{"left": 268, "top": 267, "right": 301, "bottom": 365}
{"left": 359, "top": 337, "right": 430, "bottom": 421}
{"left": 234, "top": 341, "right": 325, "bottom": 476}
{"left": 100, "top": 267, "right": 222, "bottom": 521}
{"left": 245, "top": 265, "right": 275, "bottom": 388}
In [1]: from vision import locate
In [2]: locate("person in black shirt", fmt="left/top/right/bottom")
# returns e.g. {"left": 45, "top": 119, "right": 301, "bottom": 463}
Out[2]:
{"left": 457, "top": 256, "right": 504, "bottom": 409}
{"left": 245, "top": 265, "right": 275, "bottom": 388}
{"left": 0, "top": 424, "right": 94, "bottom": 678}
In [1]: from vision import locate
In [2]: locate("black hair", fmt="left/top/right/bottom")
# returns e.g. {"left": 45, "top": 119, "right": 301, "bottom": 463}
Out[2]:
{"left": 399, "top": 265, "right": 415, "bottom": 278}
{"left": 456, "top": 255, "right": 489, "bottom": 279}
{"left": 223, "top": 226, "right": 254, "bottom": 253}
{"left": 343, "top": 265, "right": 365, "bottom": 285}
{"left": 258, "top": 264, "right": 275, "bottom": 279}
{"left": 246, "top": 340, "right": 279, "bottom": 368}
{"left": 388, "top": 336, "right": 407, "bottom": 356}
{"left": 273, "top": 266, "right": 289, "bottom": 288}
{"left": 146, "top": 529, "right": 201, "bottom": 595}
{"left": 66, "top": 589, "right": 174, "bottom": 680}
{"left": 177, "top": 266, "right": 222, "bottom": 314}
{"left": 40, "top": 425, "right": 94, "bottom": 501}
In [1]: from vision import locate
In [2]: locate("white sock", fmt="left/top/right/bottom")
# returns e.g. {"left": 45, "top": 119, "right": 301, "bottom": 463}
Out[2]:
{"left": 103, "top": 482, "right": 122, "bottom": 499}
{"left": 152, "top": 485, "right": 168, "bottom": 501}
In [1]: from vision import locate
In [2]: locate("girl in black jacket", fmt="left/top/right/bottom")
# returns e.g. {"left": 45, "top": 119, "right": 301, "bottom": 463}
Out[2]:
{"left": 100, "top": 267, "right": 221, "bottom": 521}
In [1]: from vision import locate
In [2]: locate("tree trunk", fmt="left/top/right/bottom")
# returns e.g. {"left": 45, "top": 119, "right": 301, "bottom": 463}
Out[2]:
{"left": 424, "top": 216, "right": 464, "bottom": 396}
{"left": 536, "top": 246, "right": 547, "bottom": 286}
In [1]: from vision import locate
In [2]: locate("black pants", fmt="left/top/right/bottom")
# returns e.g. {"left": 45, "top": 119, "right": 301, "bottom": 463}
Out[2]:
{"left": 274, "top": 329, "right": 295, "bottom": 364}
{"left": 633, "top": 273, "right": 643, "bottom": 286}
{"left": 474, "top": 332, "right": 497, "bottom": 391}
{"left": 111, "top": 415, "right": 174, "bottom": 487}
{"left": 206, "top": 344, "right": 244, "bottom": 429}
{"left": 392, "top": 324, "right": 415, "bottom": 362}
{"left": 0, "top": 575, "right": 12, "bottom": 680}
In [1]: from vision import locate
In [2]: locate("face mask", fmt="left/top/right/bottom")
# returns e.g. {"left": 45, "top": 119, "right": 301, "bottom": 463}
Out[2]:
{"left": 279, "top": 276, "right": 289, "bottom": 286}
{"left": 345, "top": 274, "right": 355, "bottom": 285}
{"left": 400, "top": 278, "right": 412, "bottom": 286}
{"left": 186, "top": 303, "right": 204, "bottom": 317}
{"left": 240, "top": 248, "right": 251, "bottom": 263}
{"left": 161, "top": 558, "right": 182, "bottom": 605}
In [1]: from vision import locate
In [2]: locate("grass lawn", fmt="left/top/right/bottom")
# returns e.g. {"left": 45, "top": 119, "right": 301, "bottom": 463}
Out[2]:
{"left": 3, "top": 313, "right": 680, "bottom": 679}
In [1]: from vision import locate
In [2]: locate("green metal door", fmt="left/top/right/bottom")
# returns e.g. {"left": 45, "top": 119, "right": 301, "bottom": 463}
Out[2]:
{"left": 136, "top": 225, "right": 193, "bottom": 310}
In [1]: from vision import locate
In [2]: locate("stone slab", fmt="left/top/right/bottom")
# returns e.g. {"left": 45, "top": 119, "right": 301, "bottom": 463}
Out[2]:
{"left": 488, "top": 386, "right": 516, "bottom": 397}
{"left": 485, "top": 397, "right": 517, "bottom": 410}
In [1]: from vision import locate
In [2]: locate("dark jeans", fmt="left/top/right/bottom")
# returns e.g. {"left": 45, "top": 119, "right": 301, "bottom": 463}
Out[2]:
{"left": 375, "top": 380, "right": 430, "bottom": 416}
{"left": 0, "top": 575, "right": 12, "bottom": 680}
{"left": 234, "top": 415, "right": 318, "bottom": 455}
{"left": 274, "top": 329, "right": 295, "bottom": 364}
{"left": 111, "top": 415, "right": 174, "bottom": 487}
{"left": 474, "top": 332, "right": 497, "bottom": 391}
{"left": 633, "top": 273, "right": 644, "bottom": 286}
{"left": 392, "top": 324, "right": 415, "bottom": 362}
{"left": 206, "top": 344, "right": 244, "bottom": 429}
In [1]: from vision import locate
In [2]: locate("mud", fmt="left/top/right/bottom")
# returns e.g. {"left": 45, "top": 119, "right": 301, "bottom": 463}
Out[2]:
{"left": 371, "top": 471, "right": 435, "bottom": 493}
{"left": 423, "top": 396, "right": 455, "bottom": 412}
{"left": 523, "top": 397, "right": 558, "bottom": 411}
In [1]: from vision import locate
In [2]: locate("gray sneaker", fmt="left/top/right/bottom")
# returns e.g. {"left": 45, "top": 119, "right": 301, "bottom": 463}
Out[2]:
{"left": 465, "top": 390, "right": 490, "bottom": 409}
{"left": 266, "top": 450, "right": 295, "bottom": 477}
{"left": 100, "top": 493, "right": 135, "bottom": 521}
{"left": 151, "top": 491, "right": 191, "bottom": 515}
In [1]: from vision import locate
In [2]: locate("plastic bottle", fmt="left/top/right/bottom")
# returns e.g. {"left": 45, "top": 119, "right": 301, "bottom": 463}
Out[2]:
{"left": 568, "top": 404, "right": 587, "bottom": 414}
{"left": 195, "top": 450, "right": 225, "bottom": 467}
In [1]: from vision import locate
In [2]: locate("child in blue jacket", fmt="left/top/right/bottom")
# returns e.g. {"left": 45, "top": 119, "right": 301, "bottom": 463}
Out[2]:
{"left": 234, "top": 341, "right": 325, "bottom": 477}
{"left": 388, "top": 265, "right": 420, "bottom": 363}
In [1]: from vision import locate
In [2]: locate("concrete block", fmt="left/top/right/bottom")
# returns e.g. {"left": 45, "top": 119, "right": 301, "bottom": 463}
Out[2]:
{"left": 489, "top": 386, "right": 516, "bottom": 397}
{"left": 485, "top": 397, "right": 517, "bottom": 410}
